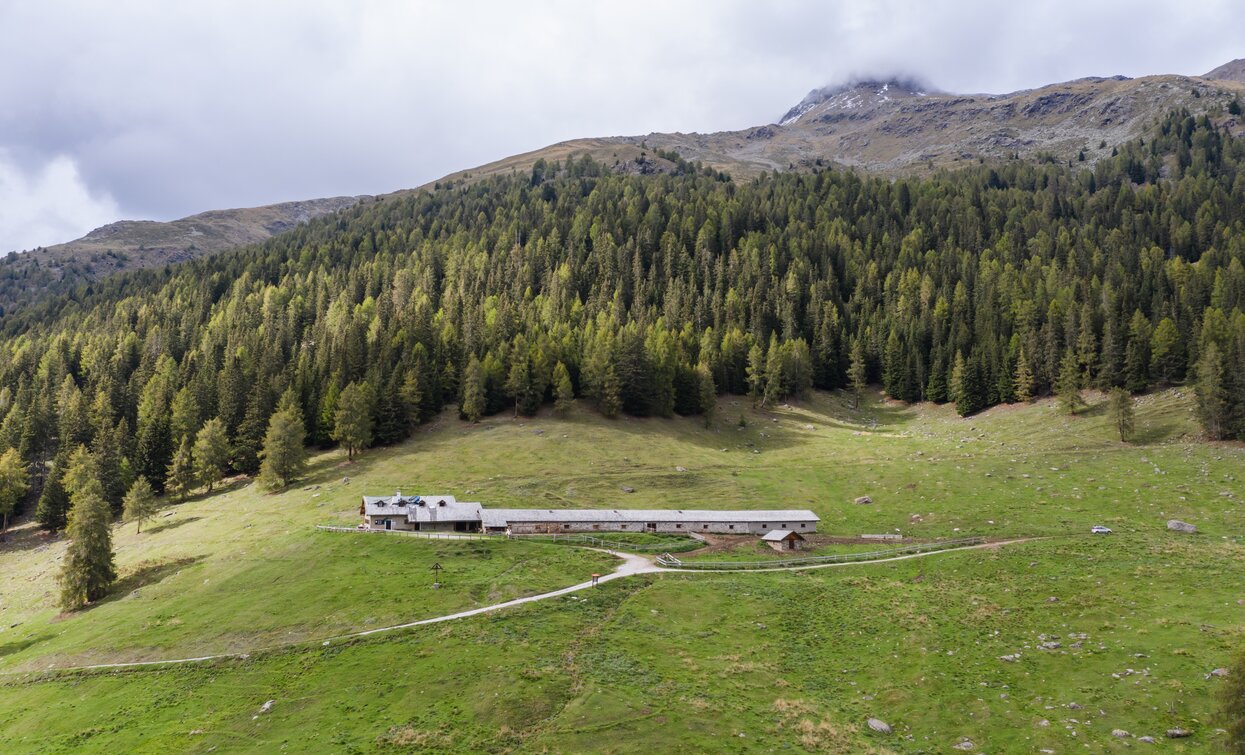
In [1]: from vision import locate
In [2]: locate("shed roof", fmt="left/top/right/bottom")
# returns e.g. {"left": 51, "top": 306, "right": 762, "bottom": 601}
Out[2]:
{"left": 761, "top": 529, "right": 805, "bottom": 541}
{"left": 362, "top": 494, "right": 481, "bottom": 521}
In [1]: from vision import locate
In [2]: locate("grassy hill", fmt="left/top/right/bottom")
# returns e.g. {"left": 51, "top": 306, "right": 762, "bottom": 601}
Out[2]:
{"left": 0, "top": 389, "right": 1241, "bottom": 752}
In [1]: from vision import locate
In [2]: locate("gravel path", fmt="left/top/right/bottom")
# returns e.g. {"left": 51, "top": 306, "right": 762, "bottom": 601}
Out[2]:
{"left": 32, "top": 538, "right": 1032, "bottom": 674}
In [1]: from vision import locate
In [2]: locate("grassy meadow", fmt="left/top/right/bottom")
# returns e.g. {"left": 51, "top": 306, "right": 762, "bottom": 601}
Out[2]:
{"left": 0, "top": 388, "right": 1241, "bottom": 752}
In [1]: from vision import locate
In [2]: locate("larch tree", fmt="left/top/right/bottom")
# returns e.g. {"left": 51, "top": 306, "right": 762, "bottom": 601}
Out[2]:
{"left": 696, "top": 363, "right": 717, "bottom": 428}
{"left": 192, "top": 417, "right": 231, "bottom": 492}
{"left": 59, "top": 449, "right": 115, "bottom": 610}
{"left": 1013, "top": 347, "right": 1035, "bottom": 403}
{"left": 1110, "top": 387, "right": 1135, "bottom": 442}
{"left": 553, "top": 361, "right": 574, "bottom": 416}
{"left": 0, "top": 447, "right": 29, "bottom": 538}
{"left": 1196, "top": 342, "right": 1229, "bottom": 440}
{"left": 258, "top": 404, "right": 308, "bottom": 491}
{"left": 1057, "top": 350, "right": 1085, "bottom": 415}
{"left": 460, "top": 358, "right": 486, "bottom": 423}
{"left": 332, "top": 381, "right": 375, "bottom": 459}
{"left": 165, "top": 437, "right": 196, "bottom": 501}
{"left": 122, "top": 476, "right": 157, "bottom": 534}
{"left": 847, "top": 340, "right": 867, "bottom": 410}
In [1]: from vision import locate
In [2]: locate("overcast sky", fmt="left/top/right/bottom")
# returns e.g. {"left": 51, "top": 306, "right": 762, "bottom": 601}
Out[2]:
{"left": 1, "top": 0, "right": 1242, "bottom": 253}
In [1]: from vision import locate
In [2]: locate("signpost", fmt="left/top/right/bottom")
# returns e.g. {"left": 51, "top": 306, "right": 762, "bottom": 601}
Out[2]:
{"left": 431, "top": 562, "right": 443, "bottom": 589}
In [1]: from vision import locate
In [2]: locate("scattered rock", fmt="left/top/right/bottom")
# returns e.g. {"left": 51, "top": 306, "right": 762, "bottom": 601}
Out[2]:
{"left": 854, "top": 496, "right": 873, "bottom": 505}
{"left": 621, "top": 487, "right": 635, "bottom": 494}
{"left": 675, "top": 466, "right": 688, "bottom": 472}
{"left": 532, "top": 428, "right": 544, "bottom": 435}
{"left": 1112, "top": 729, "right": 1132, "bottom": 738}
{"left": 1038, "top": 641, "right": 1062, "bottom": 650}
{"left": 1067, "top": 702, "right": 1082, "bottom": 710}
{"left": 1036, "top": 719, "right": 1050, "bottom": 727}
{"left": 1138, "top": 735, "right": 1156, "bottom": 743}
{"left": 953, "top": 740, "right": 975, "bottom": 751}
{"left": 1166, "top": 519, "right": 1197, "bottom": 534}
{"left": 866, "top": 717, "right": 892, "bottom": 734}
{"left": 1165, "top": 728, "right": 1192, "bottom": 739}
{"left": 342, "top": 476, "right": 350, "bottom": 484}
{"left": 1209, "top": 667, "right": 1229, "bottom": 678}
{"left": 1047, "top": 596, "right": 1059, "bottom": 603}
{"left": 998, "top": 654, "right": 1021, "bottom": 662}
{"left": 258, "top": 700, "right": 275, "bottom": 714}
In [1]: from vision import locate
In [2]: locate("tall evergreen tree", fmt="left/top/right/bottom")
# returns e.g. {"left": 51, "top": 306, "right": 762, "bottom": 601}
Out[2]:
{"left": 460, "top": 358, "right": 486, "bottom": 423}
{"left": 35, "top": 449, "right": 71, "bottom": 531}
{"left": 1057, "top": 350, "right": 1086, "bottom": 415}
{"left": 847, "top": 340, "right": 867, "bottom": 410}
{"left": 0, "top": 447, "right": 28, "bottom": 538}
{"left": 166, "top": 437, "right": 196, "bottom": 501}
{"left": 333, "top": 381, "right": 375, "bottom": 459}
{"left": 59, "top": 449, "right": 114, "bottom": 610}
{"left": 122, "top": 476, "right": 157, "bottom": 534}
{"left": 192, "top": 418, "right": 230, "bottom": 493}
{"left": 553, "top": 361, "right": 574, "bottom": 416}
{"left": 1196, "top": 342, "right": 1230, "bottom": 439}
{"left": 1110, "top": 387, "right": 1135, "bottom": 442}
{"left": 1013, "top": 347, "right": 1035, "bottom": 403}
{"left": 258, "top": 405, "right": 308, "bottom": 491}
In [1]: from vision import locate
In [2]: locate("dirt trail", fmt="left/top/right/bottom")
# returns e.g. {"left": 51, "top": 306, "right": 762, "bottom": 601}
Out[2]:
{"left": 23, "top": 539, "right": 1035, "bottom": 675}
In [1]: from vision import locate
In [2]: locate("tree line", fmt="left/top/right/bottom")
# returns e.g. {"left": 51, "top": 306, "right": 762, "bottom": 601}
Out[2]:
{"left": 0, "top": 109, "right": 1243, "bottom": 577}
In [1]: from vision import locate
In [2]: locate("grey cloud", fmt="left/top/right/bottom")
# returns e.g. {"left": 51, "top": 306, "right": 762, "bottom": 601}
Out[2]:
{"left": 1, "top": 0, "right": 1241, "bottom": 252}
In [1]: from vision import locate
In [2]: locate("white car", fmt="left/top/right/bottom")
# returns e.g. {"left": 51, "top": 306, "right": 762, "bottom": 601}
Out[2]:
{"left": 1090, "top": 525, "right": 1112, "bottom": 535}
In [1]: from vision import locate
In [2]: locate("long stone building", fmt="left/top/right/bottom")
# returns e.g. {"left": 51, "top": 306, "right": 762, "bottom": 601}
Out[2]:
{"left": 360, "top": 493, "right": 819, "bottom": 535}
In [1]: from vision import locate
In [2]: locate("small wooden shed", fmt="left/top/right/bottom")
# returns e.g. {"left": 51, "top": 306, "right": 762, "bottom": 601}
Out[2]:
{"left": 761, "top": 529, "right": 805, "bottom": 552}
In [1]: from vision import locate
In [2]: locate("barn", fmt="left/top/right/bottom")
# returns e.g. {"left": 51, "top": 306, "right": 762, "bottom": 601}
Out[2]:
{"left": 360, "top": 493, "right": 819, "bottom": 535}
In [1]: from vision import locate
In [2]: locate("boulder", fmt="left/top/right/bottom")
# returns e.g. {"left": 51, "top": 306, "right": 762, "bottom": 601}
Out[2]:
{"left": 621, "top": 486, "right": 635, "bottom": 494}
{"left": 675, "top": 466, "right": 688, "bottom": 472}
{"left": 952, "top": 741, "right": 975, "bottom": 751}
{"left": 259, "top": 700, "right": 275, "bottom": 714}
{"left": 854, "top": 495, "right": 873, "bottom": 505}
{"left": 1138, "top": 736, "right": 1156, "bottom": 743}
{"left": 1165, "top": 728, "right": 1192, "bottom": 738}
{"left": 1166, "top": 520, "right": 1197, "bottom": 534}
{"left": 1209, "top": 667, "right": 1229, "bottom": 678}
{"left": 866, "top": 718, "right": 892, "bottom": 734}
{"left": 1111, "top": 729, "right": 1131, "bottom": 738}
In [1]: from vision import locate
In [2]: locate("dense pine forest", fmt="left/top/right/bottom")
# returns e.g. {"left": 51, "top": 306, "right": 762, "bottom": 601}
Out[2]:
{"left": 3, "top": 108, "right": 1245, "bottom": 532}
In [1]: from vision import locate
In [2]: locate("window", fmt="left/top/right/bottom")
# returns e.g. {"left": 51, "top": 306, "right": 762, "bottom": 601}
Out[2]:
{"left": 620, "top": 524, "right": 628, "bottom": 529}
{"left": 676, "top": 524, "right": 682, "bottom": 529}
{"left": 702, "top": 524, "right": 709, "bottom": 530}
{"left": 593, "top": 524, "right": 600, "bottom": 530}
{"left": 729, "top": 524, "right": 735, "bottom": 530}
{"left": 563, "top": 524, "right": 571, "bottom": 529}
{"left": 800, "top": 523, "right": 806, "bottom": 528}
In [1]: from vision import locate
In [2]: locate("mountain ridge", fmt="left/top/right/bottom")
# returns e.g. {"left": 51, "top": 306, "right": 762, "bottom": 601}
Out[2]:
{"left": 3, "top": 59, "right": 1243, "bottom": 315}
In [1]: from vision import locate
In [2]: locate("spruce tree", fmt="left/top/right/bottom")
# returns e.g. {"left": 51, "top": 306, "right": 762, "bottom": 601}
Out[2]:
{"left": 553, "top": 361, "right": 574, "bottom": 416}
{"left": 165, "top": 437, "right": 196, "bottom": 501}
{"left": 59, "top": 450, "right": 114, "bottom": 611}
{"left": 192, "top": 418, "right": 230, "bottom": 492}
{"left": 460, "top": 358, "right": 486, "bottom": 423}
{"left": 0, "top": 447, "right": 28, "bottom": 538}
{"left": 135, "top": 415, "right": 172, "bottom": 495}
{"left": 35, "top": 449, "right": 70, "bottom": 531}
{"left": 1110, "top": 387, "right": 1135, "bottom": 442}
{"left": 333, "top": 381, "right": 375, "bottom": 458}
{"left": 954, "top": 354, "right": 986, "bottom": 416}
{"left": 1149, "top": 317, "right": 1184, "bottom": 385}
{"left": 398, "top": 370, "right": 424, "bottom": 431}
{"left": 122, "top": 476, "right": 157, "bottom": 534}
{"left": 258, "top": 405, "right": 308, "bottom": 491}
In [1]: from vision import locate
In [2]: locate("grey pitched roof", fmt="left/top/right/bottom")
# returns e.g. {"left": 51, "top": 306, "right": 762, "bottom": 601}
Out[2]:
{"left": 362, "top": 494, "right": 482, "bottom": 521}
{"left": 761, "top": 529, "right": 803, "bottom": 541}
{"left": 480, "top": 508, "right": 819, "bottom": 528}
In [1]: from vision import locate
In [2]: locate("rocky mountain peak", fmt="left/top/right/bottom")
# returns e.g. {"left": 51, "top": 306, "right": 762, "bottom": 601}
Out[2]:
{"left": 779, "top": 76, "right": 936, "bottom": 125}
{"left": 1204, "top": 58, "right": 1245, "bottom": 83}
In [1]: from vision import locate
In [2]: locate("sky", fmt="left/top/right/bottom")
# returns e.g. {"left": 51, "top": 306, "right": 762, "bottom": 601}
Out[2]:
{"left": 1, "top": 0, "right": 1242, "bottom": 253}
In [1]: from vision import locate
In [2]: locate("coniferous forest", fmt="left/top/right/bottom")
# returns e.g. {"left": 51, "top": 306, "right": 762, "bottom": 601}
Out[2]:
{"left": 3, "top": 109, "right": 1245, "bottom": 531}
